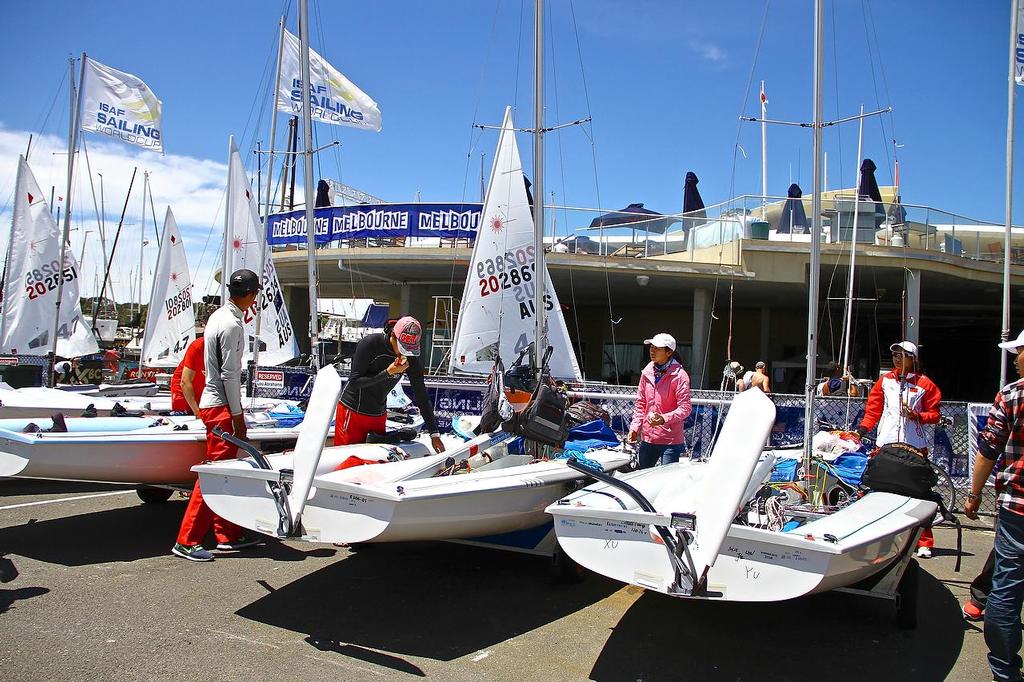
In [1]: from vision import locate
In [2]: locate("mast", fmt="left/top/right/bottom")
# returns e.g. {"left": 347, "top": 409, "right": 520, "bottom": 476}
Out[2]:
{"left": 760, "top": 80, "right": 768, "bottom": 218}
{"left": 298, "top": 0, "right": 320, "bottom": 368}
{"left": 532, "top": 0, "right": 545, "bottom": 372}
{"left": 1001, "top": 0, "right": 1019, "bottom": 388}
{"left": 802, "top": 0, "right": 825, "bottom": 462}
{"left": 51, "top": 54, "right": 86, "bottom": 382}
{"left": 840, "top": 106, "right": 865, "bottom": 380}
{"left": 137, "top": 171, "right": 147, "bottom": 346}
{"left": 251, "top": 16, "right": 286, "bottom": 378}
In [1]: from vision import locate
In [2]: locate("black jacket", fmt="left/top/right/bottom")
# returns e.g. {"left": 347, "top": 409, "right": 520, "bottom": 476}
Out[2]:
{"left": 340, "top": 332, "right": 438, "bottom": 433}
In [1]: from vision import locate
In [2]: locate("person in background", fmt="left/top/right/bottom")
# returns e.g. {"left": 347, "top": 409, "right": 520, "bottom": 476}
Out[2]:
{"left": 817, "top": 361, "right": 860, "bottom": 397}
{"left": 335, "top": 316, "right": 444, "bottom": 454}
{"left": 172, "top": 270, "right": 263, "bottom": 562}
{"left": 739, "top": 361, "right": 771, "bottom": 393}
{"left": 856, "top": 340, "right": 942, "bottom": 558}
{"left": 54, "top": 358, "right": 82, "bottom": 385}
{"left": 103, "top": 347, "right": 121, "bottom": 376}
{"left": 169, "top": 337, "right": 205, "bottom": 416}
{"left": 628, "top": 332, "right": 692, "bottom": 469}
{"left": 964, "top": 328, "right": 1024, "bottom": 682}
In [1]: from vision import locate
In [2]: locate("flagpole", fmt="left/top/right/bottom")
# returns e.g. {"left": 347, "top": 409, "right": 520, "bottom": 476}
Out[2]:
{"left": 761, "top": 80, "right": 767, "bottom": 219}
{"left": 50, "top": 53, "right": 87, "bottom": 384}
{"left": 1001, "top": 0, "right": 1019, "bottom": 389}
{"left": 136, "top": 171, "right": 148, "bottom": 352}
{"left": 298, "top": 0, "right": 320, "bottom": 369}
{"left": 251, "top": 16, "right": 285, "bottom": 381}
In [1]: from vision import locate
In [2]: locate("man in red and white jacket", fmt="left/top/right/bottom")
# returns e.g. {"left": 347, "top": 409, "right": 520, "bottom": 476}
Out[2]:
{"left": 856, "top": 340, "right": 942, "bottom": 557}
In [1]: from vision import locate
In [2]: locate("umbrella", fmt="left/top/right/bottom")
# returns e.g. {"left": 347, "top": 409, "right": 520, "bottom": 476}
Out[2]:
{"left": 588, "top": 203, "right": 675, "bottom": 235}
{"left": 682, "top": 172, "right": 706, "bottom": 216}
{"left": 315, "top": 179, "right": 332, "bottom": 208}
{"left": 776, "top": 183, "right": 809, "bottom": 234}
{"left": 858, "top": 158, "right": 885, "bottom": 223}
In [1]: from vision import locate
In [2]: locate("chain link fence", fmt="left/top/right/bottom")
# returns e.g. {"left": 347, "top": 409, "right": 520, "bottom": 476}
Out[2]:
{"left": 246, "top": 363, "right": 990, "bottom": 517}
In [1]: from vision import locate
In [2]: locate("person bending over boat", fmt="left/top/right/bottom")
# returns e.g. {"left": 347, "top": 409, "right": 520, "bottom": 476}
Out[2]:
{"left": 964, "top": 328, "right": 1024, "bottom": 682}
{"left": 335, "top": 316, "right": 444, "bottom": 453}
{"left": 171, "top": 270, "right": 262, "bottom": 562}
{"left": 169, "top": 337, "right": 205, "bottom": 416}
{"left": 627, "top": 333, "right": 692, "bottom": 469}
{"left": 855, "top": 340, "right": 942, "bottom": 558}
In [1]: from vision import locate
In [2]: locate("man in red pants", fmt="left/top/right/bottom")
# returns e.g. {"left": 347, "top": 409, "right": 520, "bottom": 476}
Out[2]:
{"left": 172, "top": 270, "right": 263, "bottom": 562}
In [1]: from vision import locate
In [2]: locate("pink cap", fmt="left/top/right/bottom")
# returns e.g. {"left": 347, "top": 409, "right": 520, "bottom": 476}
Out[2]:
{"left": 393, "top": 316, "right": 422, "bottom": 356}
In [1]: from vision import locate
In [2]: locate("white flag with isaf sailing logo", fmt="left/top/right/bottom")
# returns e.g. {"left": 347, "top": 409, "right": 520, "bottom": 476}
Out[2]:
{"left": 223, "top": 137, "right": 298, "bottom": 366}
{"left": 141, "top": 207, "right": 195, "bottom": 368}
{"left": 0, "top": 156, "right": 98, "bottom": 358}
{"left": 277, "top": 29, "right": 382, "bottom": 131}
{"left": 80, "top": 56, "right": 164, "bottom": 152}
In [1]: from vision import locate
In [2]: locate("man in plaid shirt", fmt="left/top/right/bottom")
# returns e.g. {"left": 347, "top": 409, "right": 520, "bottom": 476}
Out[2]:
{"left": 966, "top": 328, "right": 1024, "bottom": 682}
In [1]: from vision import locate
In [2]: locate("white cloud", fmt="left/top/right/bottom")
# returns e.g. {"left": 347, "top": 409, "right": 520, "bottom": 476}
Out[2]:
{"left": 0, "top": 124, "right": 295, "bottom": 304}
{"left": 688, "top": 40, "right": 726, "bottom": 64}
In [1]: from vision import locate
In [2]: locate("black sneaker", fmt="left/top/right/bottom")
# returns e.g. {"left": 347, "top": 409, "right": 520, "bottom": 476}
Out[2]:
{"left": 215, "top": 535, "right": 263, "bottom": 551}
{"left": 171, "top": 543, "right": 214, "bottom": 562}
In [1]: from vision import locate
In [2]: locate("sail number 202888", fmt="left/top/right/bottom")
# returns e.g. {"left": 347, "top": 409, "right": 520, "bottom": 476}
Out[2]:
{"left": 476, "top": 246, "right": 535, "bottom": 297}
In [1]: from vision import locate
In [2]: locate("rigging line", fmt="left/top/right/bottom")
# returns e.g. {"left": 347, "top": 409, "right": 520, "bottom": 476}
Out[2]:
{"left": 513, "top": 0, "right": 527, "bottom": 120}
{"left": 863, "top": 0, "right": 898, "bottom": 175}
{"left": 859, "top": 0, "right": 893, "bottom": 184}
{"left": 79, "top": 138, "right": 107, "bottom": 299}
{"left": 727, "top": 0, "right": 771, "bottom": 200}
{"left": 568, "top": 0, "right": 618, "bottom": 382}
{"left": 829, "top": 0, "right": 845, "bottom": 192}
{"left": 549, "top": 0, "right": 584, "bottom": 380}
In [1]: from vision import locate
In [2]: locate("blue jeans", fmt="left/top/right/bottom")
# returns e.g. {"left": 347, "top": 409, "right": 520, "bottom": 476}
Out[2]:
{"left": 637, "top": 442, "right": 683, "bottom": 469}
{"left": 986, "top": 509, "right": 1024, "bottom": 682}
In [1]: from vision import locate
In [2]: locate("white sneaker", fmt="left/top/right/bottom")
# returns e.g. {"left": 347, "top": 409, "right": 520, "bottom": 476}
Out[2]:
{"left": 916, "top": 546, "right": 932, "bottom": 559}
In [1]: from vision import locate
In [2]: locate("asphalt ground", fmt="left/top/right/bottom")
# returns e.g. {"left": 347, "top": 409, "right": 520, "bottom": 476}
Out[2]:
{"left": 0, "top": 478, "right": 1001, "bottom": 681}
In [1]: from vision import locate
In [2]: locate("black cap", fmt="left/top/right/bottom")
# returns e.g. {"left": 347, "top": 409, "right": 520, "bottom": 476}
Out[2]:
{"left": 228, "top": 269, "right": 261, "bottom": 297}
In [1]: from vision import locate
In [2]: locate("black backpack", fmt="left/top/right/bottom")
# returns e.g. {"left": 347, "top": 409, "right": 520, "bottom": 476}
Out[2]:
{"left": 861, "top": 442, "right": 938, "bottom": 499}
{"left": 503, "top": 346, "right": 569, "bottom": 447}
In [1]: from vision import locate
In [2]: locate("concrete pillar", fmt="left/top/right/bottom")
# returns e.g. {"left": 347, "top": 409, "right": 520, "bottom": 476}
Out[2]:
{"left": 904, "top": 269, "right": 921, "bottom": 344}
{"left": 692, "top": 288, "right": 712, "bottom": 389}
{"left": 286, "top": 286, "right": 311, "bottom": 355}
{"left": 759, "top": 307, "right": 771, "bottom": 364}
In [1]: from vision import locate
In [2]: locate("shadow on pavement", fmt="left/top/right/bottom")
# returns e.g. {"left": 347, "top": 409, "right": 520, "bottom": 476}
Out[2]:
{"left": 0, "top": 586, "right": 49, "bottom": 615}
{"left": 590, "top": 571, "right": 964, "bottom": 681}
{"left": 237, "top": 542, "right": 619, "bottom": 666}
{"left": 0, "top": 479, "right": 132, "bottom": 498}
{"left": 0, "top": 499, "right": 335, "bottom": 566}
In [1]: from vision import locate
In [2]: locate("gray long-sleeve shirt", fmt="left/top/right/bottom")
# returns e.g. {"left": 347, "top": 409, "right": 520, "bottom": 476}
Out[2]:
{"left": 199, "top": 300, "right": 245, "bottom": 416}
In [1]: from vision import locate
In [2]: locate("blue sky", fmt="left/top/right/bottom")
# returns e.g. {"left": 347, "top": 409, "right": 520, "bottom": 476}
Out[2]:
{"left": 0, "top": 0, "right": 1019, "bottom": 301}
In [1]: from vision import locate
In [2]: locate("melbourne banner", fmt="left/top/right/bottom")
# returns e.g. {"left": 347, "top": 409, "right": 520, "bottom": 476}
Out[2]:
{"left": 266, "top": 203, "right": 483, "bottom": 245}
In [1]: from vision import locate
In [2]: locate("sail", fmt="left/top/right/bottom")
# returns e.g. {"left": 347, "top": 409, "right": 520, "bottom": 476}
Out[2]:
{"left": 449, "top": 107, "right": 582, "bottom": 381}
{"left": 0, "top": 157, "right": 99, "bottom": 358}
{"left": 141, "top": 207, "right": 195, "bottom": 368}
{"left": 224, "top": 138, "right": 299, "bottom": 366}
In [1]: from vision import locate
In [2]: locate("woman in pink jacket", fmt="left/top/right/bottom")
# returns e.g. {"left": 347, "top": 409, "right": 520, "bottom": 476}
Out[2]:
{"left": 627, "top": 333, "right": 693, "bottom": 469}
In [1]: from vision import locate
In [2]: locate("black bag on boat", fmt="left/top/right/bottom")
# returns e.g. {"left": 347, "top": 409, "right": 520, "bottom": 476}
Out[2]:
{"left": 861, "top": 442, "right": 937, "bottom": 499}
{"left": 503, "top": 347, "right": 569, "bottom": 447}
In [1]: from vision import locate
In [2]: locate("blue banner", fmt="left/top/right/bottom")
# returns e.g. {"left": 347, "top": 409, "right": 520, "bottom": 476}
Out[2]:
{"left": 266, "top": 202, "right": 482, "bottom": 245}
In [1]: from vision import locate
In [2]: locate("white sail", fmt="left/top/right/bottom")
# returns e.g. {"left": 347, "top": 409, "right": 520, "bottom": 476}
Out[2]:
{"left": 449, "top": 107, "right": 582, "bottom": 381}
{"left": 224, "top": 138, "right": 299, "bottom": 366}
{"left": 141, "top": 207, "right": 195, "bottom": 368}
{"left": 0, "top": 156, "right": 98, "bottom": 358}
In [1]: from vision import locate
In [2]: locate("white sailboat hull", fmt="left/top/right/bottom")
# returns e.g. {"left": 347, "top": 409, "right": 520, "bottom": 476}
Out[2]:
{"left": 198, "top": 441, "right": 631, "bottom": 544}
{"left": 547, "top": 462, "right": 937, "bottom": 602}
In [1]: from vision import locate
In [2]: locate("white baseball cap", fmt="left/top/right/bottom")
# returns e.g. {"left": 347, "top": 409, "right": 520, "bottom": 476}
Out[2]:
{"left": 999, "top": 329, "right": 1024, "bottom": 353}
{"left": 644, "top": 332, "right": 676, "bottom": 351}
{"left": 889, "top": 340, "right": 918, "bottom": 357}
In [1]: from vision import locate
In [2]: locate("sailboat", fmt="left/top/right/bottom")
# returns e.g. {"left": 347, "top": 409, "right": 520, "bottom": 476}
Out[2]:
{"left": 140, "top": 207, "right": 195, "bottom": 369}
{"left": 197, "top": 102, "right": 629, "bottom": 545}
{"left": 544, "top": 0, "right": 937, "bottom": 616}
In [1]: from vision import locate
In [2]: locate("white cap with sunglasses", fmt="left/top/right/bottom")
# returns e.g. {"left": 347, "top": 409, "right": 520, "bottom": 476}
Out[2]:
{"left": 889, "top": 341, "right": 918, "bottom": 357}
{"left": 999, "top": 329, "right": 1024, "bottom": 354}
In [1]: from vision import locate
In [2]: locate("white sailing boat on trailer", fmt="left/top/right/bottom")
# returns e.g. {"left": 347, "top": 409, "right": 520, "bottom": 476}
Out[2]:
{"left": 545, "top": 0, "right": 938, "bottom": 620}
{"left": 196, "top": 0, "right": 630, "bottom": 551}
